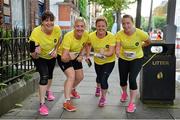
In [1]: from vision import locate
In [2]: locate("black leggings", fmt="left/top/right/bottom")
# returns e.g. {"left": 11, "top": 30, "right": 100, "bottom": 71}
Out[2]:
{"left": 118, "top": 58, "right": 143, "bottom": 90}
{"left": 33, "top": 57, "right": 56, "bottom": 85}
{"left": 95, "top": 61, "right": 115, "bottom": 89}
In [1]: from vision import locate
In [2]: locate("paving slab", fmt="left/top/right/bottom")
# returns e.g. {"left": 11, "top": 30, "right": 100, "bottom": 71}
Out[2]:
{"left": 1, "top": 58, "right": 180, "bottom": 119}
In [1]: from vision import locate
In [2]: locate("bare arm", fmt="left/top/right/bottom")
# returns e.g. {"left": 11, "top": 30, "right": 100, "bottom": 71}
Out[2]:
{"left": 102, "top": 45, "right": 115, "bottom": 57}
{"left": 85, "top": 43, "right": 92, "bottom": 58}
{"left": 115, "top": 42, "right": 121, "bottom": 58}
{"left": 55, "top": 36, "right": 63, "bottom": 51}
{"left": 49, "top": 36, "right": 63, "bottom": 58}
{"left": 61, "top": 49, "right": 71, "bottom": 63}
{"left": 142, "top": 37, "right": 151, "bottom": 47}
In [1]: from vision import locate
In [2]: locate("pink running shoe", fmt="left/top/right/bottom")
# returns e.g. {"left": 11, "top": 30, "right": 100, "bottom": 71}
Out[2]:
{"left": 98, "top": 97, "right": 106, "bottom": 107}
{"left": 126, "top": 103, "right": 136, "bottom": 113}
{"left": 46, "top": 91, "right": 55, "bottom": 101}
{"left": 120, "top": 92, "right": 128, "bottom": 102}
{"left": 95, "top": 87, "right": 101, "bottom": 97}
{"left": 71, "top": 89, "right": 80, "bottom": 99}
{"left": 39, "top": 104, "right": 48, "bottom": 116}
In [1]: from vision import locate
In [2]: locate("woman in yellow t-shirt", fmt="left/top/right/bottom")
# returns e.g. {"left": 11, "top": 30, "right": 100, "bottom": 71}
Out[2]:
{"left": 57, "top": 17, "right": 88, "bottom": 112}
{"left": 86, "top": 16, "right": 116, "bottom": 107}
{"left": 29, "top": 11, "right": 62, "bottom": 116}
{"left": 115, "top": 14, "right": 151, "bottom": 113}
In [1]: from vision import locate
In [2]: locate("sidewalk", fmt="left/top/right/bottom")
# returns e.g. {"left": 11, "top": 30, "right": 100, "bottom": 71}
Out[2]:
{"left": 0, "top": 58, "right": 180, "bottom": 119}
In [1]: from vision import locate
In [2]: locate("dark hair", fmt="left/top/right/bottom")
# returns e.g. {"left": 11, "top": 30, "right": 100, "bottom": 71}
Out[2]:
{"left": 122, "top": 14, "right": 134, "bottom": 23}
{"left": 95, "top": 16, "right": 108, "bottom": 26}
{"left": 41, "top": 10, "right": 55, "bottom": 22}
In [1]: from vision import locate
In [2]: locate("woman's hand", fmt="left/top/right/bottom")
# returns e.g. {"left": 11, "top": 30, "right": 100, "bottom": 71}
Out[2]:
{"left": 30, "top": 46, "right": 41, "bottom": 59}
{"left": 61, "top": 50, "right": 71, "bottom": 62}
{"left": 115, "top": 49, "right": 120, "bottom": 58}
{"left": 49, "top": 49, "right": 57, "bottom": 58}
{"left": 35, "top": 46, "right": 41, "bottom": 54}
{"left": 31, "top": 52, "right": 39, "bottom": 59}
{"left": 69, "top": 52, "right": 79, "bottom": 60}
{"left": 115, "top": 42, "right": 120, "bottom": 58}
{"left": 76, "top": 55, "right": 83, "bottom": 62}
{"left": 99, "top": 48, "right": 105, "bottom": 55}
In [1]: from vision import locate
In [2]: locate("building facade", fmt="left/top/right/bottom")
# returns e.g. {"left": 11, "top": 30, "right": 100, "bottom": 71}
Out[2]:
{"left": 50, "top": 0, "right": 102, "bottom": 31}
{"left": 50, "top": 0, "right": 80, "bottom": 31}
{"left": 0, "top": 0, "right": 49, "bottom": 31}
{"left": 175, "top": 0, "right": 180, "bottom": 34}
{"left": 0, "top": 0, "right": 11, "bottom": 29}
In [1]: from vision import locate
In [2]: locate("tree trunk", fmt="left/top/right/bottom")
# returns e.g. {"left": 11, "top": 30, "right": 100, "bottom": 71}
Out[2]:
{"left": 135, "top": 0, "right": 142, "bottom": 28}
{"left": 116, "top": 10, "right": 121, "bottom": 31}
{"left": 147, "top": 0, "right": 153, "bottom": 32}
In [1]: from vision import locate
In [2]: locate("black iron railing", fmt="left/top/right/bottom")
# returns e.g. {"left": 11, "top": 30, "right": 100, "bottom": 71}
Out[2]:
{"left": 0, "top": 30, "right": 35, "bottom": 84}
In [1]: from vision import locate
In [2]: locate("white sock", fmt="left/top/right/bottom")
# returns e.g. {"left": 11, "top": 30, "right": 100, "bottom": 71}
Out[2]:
{"left": 64, "top": 98, "right": 70, "bottom": 102}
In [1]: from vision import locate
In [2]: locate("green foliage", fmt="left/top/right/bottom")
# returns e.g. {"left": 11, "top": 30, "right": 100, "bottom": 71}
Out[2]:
{"left": 153, "top": 2, "right": 167, "bottom": 16}
{"left": 0, "top": 83, "right": 7, "bottom": 91}
{"left": 90, "top": 26, "right": 96, "bottom": 32}
{"left": 23, "top": 74, "right": 33, "bottom": 81}
{"left": 141, "top": 16, "right": 166, "bottom": 32}
{"left": 0, "top": 28, "right": 2, "bottom": 37}
{"left": 141, "top": 17, "right": 148, "bottom": 32}
{"left": 153, "top": 16, "right": 166, "bottom": 30}
{"left": 89, "top": 0, "right": 137, "bottom": 31}
{"left": 103, "top": 9, "right": 114, "bottom": 31}
{"left": 89, "top": 0, "right": 136, "bottom": 11}
{"left": 79, "top": 0, "right": 87, "bottom": 18}
{"left": 0, "top": 28, "right": 12, "bottom": 38}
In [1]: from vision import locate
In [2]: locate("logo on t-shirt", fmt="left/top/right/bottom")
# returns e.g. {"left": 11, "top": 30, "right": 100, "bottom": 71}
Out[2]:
{"left": 135, "top": 42, "right": 139, "bottom": 46}
{"left": 54, "top": 39, "right": 57, "bottom": 43}
{"left": 106, "top": 45, "right": 109, "bottom": 48}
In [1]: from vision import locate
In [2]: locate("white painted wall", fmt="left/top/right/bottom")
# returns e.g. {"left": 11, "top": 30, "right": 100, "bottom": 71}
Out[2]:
{"left": 50, "top": 0, "right": 64, "bottom": 25}
{"left": 175, "top": 0, "right": 180, "bottom": 33}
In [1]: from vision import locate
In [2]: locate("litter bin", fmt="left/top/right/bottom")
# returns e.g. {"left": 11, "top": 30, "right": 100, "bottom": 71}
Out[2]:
{"left": 140, "top": 42, "right": 176, "bottom": 104}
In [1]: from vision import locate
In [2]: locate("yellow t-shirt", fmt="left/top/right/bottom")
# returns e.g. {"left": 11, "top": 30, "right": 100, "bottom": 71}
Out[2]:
{"left": 29, "top": 25, "right": 61, "bottom": 59}
{"left": 116, "top": 28, "right": 149, "bottom": 61}
{"left": 57, "top": 30, "right": 89, "bottom": 55}
{"left": 88, "top": 31, "right": 116, "bottom": 65}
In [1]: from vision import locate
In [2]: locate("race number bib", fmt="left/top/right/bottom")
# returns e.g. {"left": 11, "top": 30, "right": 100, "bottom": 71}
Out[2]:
{"left": 124, "top": 51, "right": 136, "bottom": 59}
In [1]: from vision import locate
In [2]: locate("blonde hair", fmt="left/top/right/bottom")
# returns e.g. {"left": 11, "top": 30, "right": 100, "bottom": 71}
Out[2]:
{"left": 74, "top": 17, "right": 86, "bottom": 27}
{"left": 95, "top": 16, "right": 108, "bottom": 26}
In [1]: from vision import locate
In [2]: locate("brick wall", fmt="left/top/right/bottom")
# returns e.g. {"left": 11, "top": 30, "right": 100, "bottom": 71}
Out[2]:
{"left": 59, "top": 4, "right": 70, "bottom": 21}
{"left": 58, "top": 2, "right": 80, "bottom": 30}
{"left": 29, "top": 0, "right": 49, "bottom": 30}
{"left": 0, "top": 0, "right": 50, "bottom": 30}
{"left": 0, "top": 0, "right": 12, "bottom": 29}
{"left": 0, "top": 0, "right": 2, "bottom": 27}
{"left": 44, "top": 0, "right": 49, "bottom": 10}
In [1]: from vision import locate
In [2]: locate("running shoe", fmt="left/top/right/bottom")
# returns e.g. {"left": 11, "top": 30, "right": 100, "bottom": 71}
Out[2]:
{"left": 120, "top": 92, "right": 128, "bottom": 102}
{"left": 39, "top": 104, "right": 48, "bottom": 116}
{"left": 98, "top": 97, "right": 106, "bottom": 107}
{"left": 46, "top": 90, "right": 55, "bottom": 101}
{"left": 63, "top": 100, "right": 77, "bottom": 112}
{"left": 126, "top": 103, "right": 136, "bottom": 113}
{"left": 71, "top": 89, "right": 80, "bottom": 99}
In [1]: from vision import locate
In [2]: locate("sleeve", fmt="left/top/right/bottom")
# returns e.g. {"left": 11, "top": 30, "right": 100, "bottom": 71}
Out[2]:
{"left": 115, "top": 31, "right": 121, "bottom": 42}
{"left": 29, "top": 29, "right": 39, "bottom": 45}
{"left": 87, "top": 33, "right": 91, "bottom": 44}
{"left": 29, "top": 29, "right": 39, "bottom": 52}
{"left": 56, "top": 26, "right": 62, "bottom": 39}
{"left": 140, "top": 30, "right": 149, "bottom": 42}
{"left": 109, "top": 34, "right": 116, "bottom": 46}
{"left": 62, "top": 35, "right": 71, "bottom": 50}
